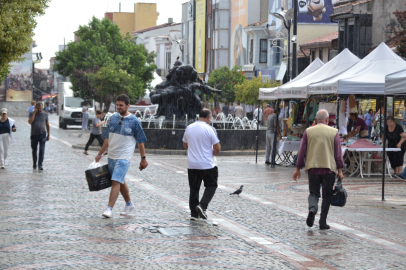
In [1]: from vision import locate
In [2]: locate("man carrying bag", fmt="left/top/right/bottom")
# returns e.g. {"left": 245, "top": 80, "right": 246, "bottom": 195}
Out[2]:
{"left": 95, "top": 94, "right": 148, "bottom": 218}
{"left": 292, "top": 109, "right": 344, "bottom": 230}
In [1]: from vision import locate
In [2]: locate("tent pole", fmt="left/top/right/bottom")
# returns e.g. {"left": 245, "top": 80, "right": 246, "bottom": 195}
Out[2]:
{"left": 271, "top": 100, "right": 280, "bottom": 168}
{"left": 381, "top": 96, "right": 387, "bottom": 201}
{"left": 305, "top": 99, "right": 310, "bottom": 128}
{"left": 255, "top": 100, "right": 260, "bottom": 164}
{"left": 336, "top": 97, "right": 340, "bottom": 130}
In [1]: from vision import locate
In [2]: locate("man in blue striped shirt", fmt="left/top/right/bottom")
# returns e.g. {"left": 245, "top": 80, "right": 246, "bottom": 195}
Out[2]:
{"left": 95, "top": 94, "right": 148, "bottom": 218}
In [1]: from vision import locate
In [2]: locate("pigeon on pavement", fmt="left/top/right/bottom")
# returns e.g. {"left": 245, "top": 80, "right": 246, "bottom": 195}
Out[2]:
{"left": 230, "top": 185, "right": 243, "bottom": 196}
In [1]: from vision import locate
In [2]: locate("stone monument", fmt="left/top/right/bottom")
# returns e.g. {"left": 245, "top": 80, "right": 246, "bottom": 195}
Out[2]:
{"left": 150, "top": 60, "right": 221, "bottom": 119}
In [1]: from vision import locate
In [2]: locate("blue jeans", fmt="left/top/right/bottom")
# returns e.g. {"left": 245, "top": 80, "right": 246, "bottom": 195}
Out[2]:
{"left": 368, "top": 126, "right": 372, "bottom": 138}
{"left": 31, "top": 133, "right": 46, "bottom": 168}
{"left": 400, "top": 167, "right": 406, "bottom": 178}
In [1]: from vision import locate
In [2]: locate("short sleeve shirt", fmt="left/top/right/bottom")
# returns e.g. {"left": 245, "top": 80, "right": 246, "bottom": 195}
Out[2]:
{"left": 91, "top": 118, "right": 101, "bottom": 135}
{"left": 234, "top": 106, "right": 244, "bottom": 119}
{"left": 267, "top": 114, "right": 277, "bottom": 132}
{"left": 104, "top": 113, "right": 147, "bottom": 161}
{"left": 355, "top": 117, "right": 368, "bottom": 132}
{"left": 182, "top": 121, "right": 220, "bottom": 170}
{"left": 29, "top": 112, "right": 48, "bottom": 135}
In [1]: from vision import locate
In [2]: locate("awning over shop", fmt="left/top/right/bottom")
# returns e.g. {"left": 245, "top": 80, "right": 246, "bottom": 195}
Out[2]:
{"left": 385, "top": 69, "right": 406, "bottom": 96}
{"left": 309, "top": 43, "right": 406, "bottom": 96}
{"left": 278, "top": 49, "right": 359, "bottom": 99}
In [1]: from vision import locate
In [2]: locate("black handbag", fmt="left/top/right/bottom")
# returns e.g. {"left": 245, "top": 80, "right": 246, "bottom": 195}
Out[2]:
{"left": 331, "top": 177, "right": 347, "bottom": 207}
{"left": 85, "top": 164, "right": 112, "bottom": 191}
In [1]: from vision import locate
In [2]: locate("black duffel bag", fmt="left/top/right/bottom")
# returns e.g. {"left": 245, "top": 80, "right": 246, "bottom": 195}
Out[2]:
{"left": 331, "top": 177, "right": 347, "bottom": 207}
{"left": 85, "top": 162, "right": 112, "bottom": 191}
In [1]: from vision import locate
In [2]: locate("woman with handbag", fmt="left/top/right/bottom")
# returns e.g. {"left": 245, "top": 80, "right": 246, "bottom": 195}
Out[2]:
{"left": 0, "top": 108, "right": 16, "bottom": 169}
{"left": 384, "top": 116, "right": 406, "bottom": 178}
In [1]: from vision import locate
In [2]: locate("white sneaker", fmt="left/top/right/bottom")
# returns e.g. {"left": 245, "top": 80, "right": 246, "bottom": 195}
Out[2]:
{"left": 120, "top": 205, "right": 134, "bottom": 215}
{"left": 102, "top": 208, "right": 112, "bottom": 218}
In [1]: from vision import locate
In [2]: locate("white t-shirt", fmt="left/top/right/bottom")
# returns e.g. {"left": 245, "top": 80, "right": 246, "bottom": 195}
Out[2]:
{"left": 254, "top": 108, "right": 263, "bottom": 120}
{"left": 182, "top": 121, "right": 220, "bottom": 170}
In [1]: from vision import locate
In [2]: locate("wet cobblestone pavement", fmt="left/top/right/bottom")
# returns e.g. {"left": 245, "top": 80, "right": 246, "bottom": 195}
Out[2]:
{"left": 1, "top": 116, "right": 406, "bottom": 269}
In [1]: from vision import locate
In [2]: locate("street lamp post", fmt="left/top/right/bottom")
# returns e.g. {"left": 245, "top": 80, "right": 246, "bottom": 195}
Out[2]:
{"left": 269, "top": 12, "right": 292, "bottom": 82}
{"left": 292, "top": 0, "right": 298, "bottom": 79}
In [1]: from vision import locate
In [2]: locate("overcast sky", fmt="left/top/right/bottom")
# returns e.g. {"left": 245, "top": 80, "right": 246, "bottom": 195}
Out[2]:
{"left": 34, "top": 0, "right": 186, "bottom": 69}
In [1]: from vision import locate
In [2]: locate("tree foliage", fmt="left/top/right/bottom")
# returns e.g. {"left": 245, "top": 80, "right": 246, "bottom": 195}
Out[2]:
{"left": 393, "top": 5, "right": 406, "bottom": 58}
{"left": 234, "top": 76, "right": 279, "bottom": 105}
{"left": 53, "top": 17, "right": 156, "bottom": 108}
{"left": 206, "top": 66, "right": 246, "bottom": 103}
{"left": 0, "top": 0, "right": 50, "bottom": 81}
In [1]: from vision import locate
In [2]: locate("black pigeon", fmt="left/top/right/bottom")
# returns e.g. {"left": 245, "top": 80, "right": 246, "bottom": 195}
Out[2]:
{"left": 230, "top": 185, "right": 243, "bottom": 196}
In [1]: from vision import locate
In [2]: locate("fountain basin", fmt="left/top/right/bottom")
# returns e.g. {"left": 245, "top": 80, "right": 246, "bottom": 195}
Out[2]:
{"left": 143, "top": 129, "right": 266, "bottom": 151}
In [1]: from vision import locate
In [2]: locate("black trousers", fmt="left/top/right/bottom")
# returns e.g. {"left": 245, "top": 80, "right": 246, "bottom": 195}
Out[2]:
{"left": 84, "top": 134, "right": 104, "bottom": 151}
{"left": 308, "top": 173, "right": 336, "bottom": 225}
{"left": 188, "top": 167, "right": 218, "bottom": 217}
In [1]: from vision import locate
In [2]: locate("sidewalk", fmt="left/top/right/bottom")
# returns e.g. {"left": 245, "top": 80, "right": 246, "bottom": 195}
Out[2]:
{"left": 1, "top": 116, "right": 406, "bottom": 269}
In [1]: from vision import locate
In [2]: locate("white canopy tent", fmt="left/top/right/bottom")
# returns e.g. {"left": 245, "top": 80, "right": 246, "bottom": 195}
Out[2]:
{"left": 385, "top": 69, "right": 406, "bottom": 95}
{"left": 258, "top": 58, "right": 324, "bottom": 100}
{"left": 277, "top": 49, "right": 360, "bottom": 99}
{"left": 309, "top": 43, "right": 406, "bottom": 96}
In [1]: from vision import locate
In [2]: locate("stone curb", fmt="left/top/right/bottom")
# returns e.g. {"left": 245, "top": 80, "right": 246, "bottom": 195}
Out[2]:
{"left": 71, "top": 144, "right": 265, "bottom": 156}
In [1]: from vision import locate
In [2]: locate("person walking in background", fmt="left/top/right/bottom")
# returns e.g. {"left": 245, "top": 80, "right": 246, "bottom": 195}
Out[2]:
{"left": 84, "top": 110, "right": 107, "bottom": 156}
{"left": 0, "top": 108, "right": 16, "bottom": 169}
{"left": 229, "top": 103, "right": 235, "bottom": 117}
{"left": 265, "top": 108, "right": 281, "bottom": 165}
{"left": 82, "top": 102, "right": 89, "bottom": 130}
{"left": 402, "top": 101, "right": 406, "bottom": 130}
{"left": 253, "top": 106, "right": 263, "bottom": 125}
{"left": 364, "top": 109, "right": 374, "bottom": 138}
{"left": 28, "top": 100, "right": 35, "bottom": 116}
{"left": 263, "top": 104, "right": 273, "bottom": 127}
{"left": 384, "top": 116, "right": 406, "bottom": 179}
{"left": 183, "top": 108, "right": 221, "bottom": 220}
{"left": 95, "top": 94, "right": 148, "bottom": 218}
{"left": 234, "top": 102, "right": 243, "bottom": 119}
{"left": 246, "top": 104, "right": 253, "bottom": 120}
{"left": 222, "top": 103, "right": 229, "bottom": 117}
{"left": 28, "top": 102, "right": 50, "bottom": 170}
{"left": 293, "top": 109, "right": 344, "bottom": 230}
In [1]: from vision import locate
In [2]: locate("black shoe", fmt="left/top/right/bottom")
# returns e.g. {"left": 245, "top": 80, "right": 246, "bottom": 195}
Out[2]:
{"left": 190, "top": 216, "right": 201, "bottom": 221}
{"left": 195, "top": 205, "right": 207, "bottom": 220}
{"left": 319, "top": 224, "right": 330, "bottom": 230}
{"left": 306, "top": 211, "right": 315, "bottom": 227}
{"left": 33, "top": 166, "right": 36, "bottom": 170}
{"left": 83, "top": 151, "right": 89, "bottom": 155}
{"left": 38, "top": 167, "right": 43, "bottom": 171}
{"left": 265, "top": 161, "right": 271, "bottom": 165}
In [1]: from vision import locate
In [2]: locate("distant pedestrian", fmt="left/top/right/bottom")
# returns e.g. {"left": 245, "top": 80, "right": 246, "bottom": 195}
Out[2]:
{"left": 222, "top": 103, "right": 229, "bottom": 116}
{"left": 402, "top": 102, "right": 406, "bottom": 129}
{"left": 95, "top": 94, "right": 148, "bottom": 218}
{"left": 246, "top": 104, "right": 253, "bottom": 120}
{"left": 293, "top": 109, "right": 344, "bottom": 230}
{"left": 229, "top": 103, "right": 235, "bottom": 117}
{"left": 234, "top": 102, "right": 244, "bottom": 119}
{"left": 0, "top": 108, "right": 16, "bottom": 169}
{"left": 263, "top": 104, "right": 273, "bottom": 126}
{"left": 265, "top": 108, "right": 281, "bottom": 165}
{"left": 183, "top": 108, "right": 221, "bottom": 220}
{"left": 82, "top": 102, "right": 89, "bottom": 130}
{"left": 84, "top": 110, "right": 106, "bottom": 156}
{"left": 253, "top": 107, "right": 263, "bottom": 125}
{"left": 364, "top": 109, "right": 374, "bottom": 138}
{"left": 384, "top": 116, "right": 406, "bottom": 178}
{"left": 28, "top": 100, "right": 35, "bottom": 116}
{"left": 28, "top": 102, "right": 50, "bottom": 170}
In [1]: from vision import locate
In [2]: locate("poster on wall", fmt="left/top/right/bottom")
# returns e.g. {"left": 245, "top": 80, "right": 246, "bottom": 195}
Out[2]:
{"left": 3, "top": 48, "right": 33, "bottom": 102}
{"left": 230, "top": 0, "right": 248, "bottom": 68}
{"left": 297, "top": 0, "right": 338, "bottom": 23}
{"left": 195, "top": 0, "right": 206, "bottom": 73}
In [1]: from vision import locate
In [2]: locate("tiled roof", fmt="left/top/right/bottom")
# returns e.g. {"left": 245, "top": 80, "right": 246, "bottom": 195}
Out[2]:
{"left": 300, "top": 32, "right": 338, "bottom": 49}
{"left": 133, "top": 23, "right": 181, "bottom": 34}
{"left": 246, "top": 20, "right": 268, "bottom": 27}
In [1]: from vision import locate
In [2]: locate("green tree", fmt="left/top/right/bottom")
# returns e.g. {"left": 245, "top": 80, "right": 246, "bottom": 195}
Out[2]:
{"left": 0, "top": 0, "right": 50, "bottom": 81}
{"left": 393, "top": 5, "right": 406, "bottom": 58}
{"left": 206, "top": 66, "right": 246, "bottom": 103}
{"left": 53, "top": 17, "right": 156, "bottom": 109}
{"left": 234, "top": 76, "right": 279, "bottom": 105}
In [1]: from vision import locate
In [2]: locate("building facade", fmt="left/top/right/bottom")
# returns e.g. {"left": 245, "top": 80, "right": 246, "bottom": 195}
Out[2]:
{"left": 105, "top": 3, "right": 159, "bottom": 36}
{"left": 331, "top": 0, "right": 405, "bottom": 58}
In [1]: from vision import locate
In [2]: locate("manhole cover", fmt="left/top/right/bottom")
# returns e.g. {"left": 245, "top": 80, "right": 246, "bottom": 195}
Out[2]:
{"left": 157, "top": 227, "right": 206, "bottom": 236}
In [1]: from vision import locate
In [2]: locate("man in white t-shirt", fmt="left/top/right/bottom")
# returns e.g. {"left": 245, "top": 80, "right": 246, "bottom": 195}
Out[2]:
{"left": 253, "top": 107, "right": 263, "bottom": 125}
{"left": 95, "top": 94, "right": 148, "bottom": 218}
{"left": 183, "top": 109, "right": 221, "bottom": 220}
